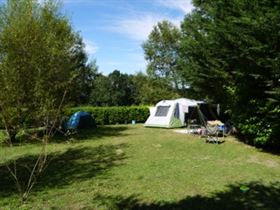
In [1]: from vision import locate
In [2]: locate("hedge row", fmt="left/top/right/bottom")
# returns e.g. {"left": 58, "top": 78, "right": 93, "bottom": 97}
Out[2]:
{"left": 64, "top": 106, "right": 150, "bottom": 125}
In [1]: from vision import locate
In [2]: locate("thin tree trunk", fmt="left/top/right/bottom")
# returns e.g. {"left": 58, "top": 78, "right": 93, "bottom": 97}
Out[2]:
{"left": 8, "top": 130, "right": 17, "bottom": 143}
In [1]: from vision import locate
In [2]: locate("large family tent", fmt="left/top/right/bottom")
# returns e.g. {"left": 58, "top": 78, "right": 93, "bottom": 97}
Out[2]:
{"left": 144, "top": 98, "right": 205, "bottom": 128}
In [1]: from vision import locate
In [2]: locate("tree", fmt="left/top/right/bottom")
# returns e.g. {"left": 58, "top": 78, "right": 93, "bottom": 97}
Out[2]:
{"left": 142, "top": 21, "right": 185, "bottom": 90}
{"left": 67, "top": 32, "right": 100, "bottom": 105}
{"left": 0, "top": 0, "right": 83, "bottom": 199}
{"left": 90, "top": 74, "right": 112, "bottom": 106}
{"left": 107, "top": 70, "right": 134, "bottom": 106}
{"left": 132, "top": 72, "right": 180, "bottom": 105}
{"left": 180, "top": 0, "right": 280, "bottom": 147}
{"left": 180, "top": 10, "right": 234, "bottom": 104}
{"left": 70, "top": 48, "right": 99, "bottom": 105}
{"left": 0, "top": 0, "right": 78, "bottom": 140}
{"left": 90, "top": 70, "right": 135, "bottom": 106}
{"left": 68, "top": 34, "right": 90, "bottom": 105}
{"left": 131, "top": 72, "right": 148, "bottom": 105}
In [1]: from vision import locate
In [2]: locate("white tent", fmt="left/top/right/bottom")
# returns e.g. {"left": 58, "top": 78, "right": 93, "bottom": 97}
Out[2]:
{"left": 144, "top": 98, "right": 204, "bottom": 128}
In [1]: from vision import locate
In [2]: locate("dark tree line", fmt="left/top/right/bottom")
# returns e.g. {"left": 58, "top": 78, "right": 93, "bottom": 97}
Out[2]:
{"left": 74, "top": 69, "right": 180, "bottom": 106}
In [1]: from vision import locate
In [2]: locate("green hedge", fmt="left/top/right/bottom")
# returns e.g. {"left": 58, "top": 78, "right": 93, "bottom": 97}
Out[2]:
{"left": 64, "top": 106, "right": 150, "bottom": 125}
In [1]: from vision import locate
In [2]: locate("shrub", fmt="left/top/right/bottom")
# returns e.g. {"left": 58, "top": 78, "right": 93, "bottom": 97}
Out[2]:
{"left": 64, "top": 106, "right": 150, "bottom": 125}
{"left": 237, "top": 117, "right": 272, "bottom": 147}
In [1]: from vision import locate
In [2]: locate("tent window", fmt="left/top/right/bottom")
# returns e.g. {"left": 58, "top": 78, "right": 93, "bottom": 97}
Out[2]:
{"left": 155, "top": 106, "right": 170, "bottom": 117}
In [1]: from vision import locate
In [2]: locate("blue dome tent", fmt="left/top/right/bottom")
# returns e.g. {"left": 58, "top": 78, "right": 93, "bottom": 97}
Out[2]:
{"left": 66, "top": 111, "right": 96, "bottom": 130}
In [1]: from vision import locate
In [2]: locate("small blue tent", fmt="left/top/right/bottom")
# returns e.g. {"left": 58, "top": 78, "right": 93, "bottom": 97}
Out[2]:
{"left": 66, "top": 111, "right": 96, "bottom": 130}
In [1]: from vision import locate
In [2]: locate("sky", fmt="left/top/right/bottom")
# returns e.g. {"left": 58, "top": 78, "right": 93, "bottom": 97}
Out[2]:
{"left": 61, "top": 0, "right": 194, "bottom": 75}
{"left": 0, "top": 0, "right": 192, "bottom": 75}
{"left": 0, "top": 0, "right": 193, "bottom": 74}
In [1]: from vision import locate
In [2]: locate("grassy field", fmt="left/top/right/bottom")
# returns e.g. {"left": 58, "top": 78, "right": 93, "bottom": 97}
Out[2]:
{"left": 0, "top": 124, "right": 280, "bottom": 210}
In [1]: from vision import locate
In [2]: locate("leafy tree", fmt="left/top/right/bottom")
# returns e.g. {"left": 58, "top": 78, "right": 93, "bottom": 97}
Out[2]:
{"left": 70, "top": 40, "right": 99, "bottom": 105}
{"left": 143, "top": 20, "right": 185, "bottom": 90}
{"left": 132, "top": 72, "right": 180, "bottom": 105}
{"left": 68, "top": 34, "right": 90, "bottom": 105}
{"left": 140, "top": 78, "right": 180, "bottom": 105}
{"left": 180, "top": 0, "right": 280, "bottom": 147}
{"left": 0, "top": 0, "right": 84, "bottom": 199}
{"left": 131, "top": 72, "right": 149, "bottom": 105}
{"left": 90, "top": 70, "right": 135, "bottom": 106}
{"left": 180, "top": 11, "right": 233, "bottom": 105}
{"left": 108, "top": 70, "right": 134, "bottom": 106}
{"left": 90, "top": 74, "right": 112, "bottom": 106}
{"left": 89, "top": 70, "right": 180, "bottom": 106}
{"left": 0, "top": 0, "right": 79, "bottom": 142}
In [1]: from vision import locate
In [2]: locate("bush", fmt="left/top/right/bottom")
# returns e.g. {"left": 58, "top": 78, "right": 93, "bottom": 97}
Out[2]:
{"left": 237, "top": 117, "right": 272, "bottom": 147}
{"left": 64, "top": 106, "right": 150, "bottom": 125}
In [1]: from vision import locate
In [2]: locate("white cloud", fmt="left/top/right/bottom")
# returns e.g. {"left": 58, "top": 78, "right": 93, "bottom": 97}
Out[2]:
{"left": 105, "top": 14, "right": 181, "bottom": 41}
{"left": 84, "top": 40, "right": 98, "bottom": 55}
{"left": 63, "top": 0, "right": 92, "bottom": 4}
{"left": 157, "top": 0, "right": 194, "bottom": 14}
{"left": 98, "top": 52, "right": 147, "bottom": 75}
{"left": 36, "top": 0, "right": 94, "bottom": 5}
{"left": 113, "top": 15, "right": 163, "bottom": 41}
{"left": 99, "top": 0, "right": 190, "bottom": 42}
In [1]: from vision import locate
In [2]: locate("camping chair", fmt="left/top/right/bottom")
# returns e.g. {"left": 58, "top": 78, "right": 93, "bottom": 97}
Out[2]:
{"left": 205, "top": 121, "right": 225, "bottom": 143}
{"left": 197, "top": 107, "right": 224, "bottom": 143}
{"left": 205, "top": 123, "right": 219, "bottom": 143}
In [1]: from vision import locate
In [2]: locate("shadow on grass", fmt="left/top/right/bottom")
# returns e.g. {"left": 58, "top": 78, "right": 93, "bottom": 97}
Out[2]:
{"left": 95, "top": 181, "right": 280, "bottom": 210}
{"left": 5, "top": 125, "right": 130, "bottom": 145}
{"left": 65, "top": 125, "right": 131, "bottom": 141}
{"left": 232, "top": 133, "right": 280, "bottom": 156}
{"left": 0, "top": 144, "right": 127, "bottom": 197}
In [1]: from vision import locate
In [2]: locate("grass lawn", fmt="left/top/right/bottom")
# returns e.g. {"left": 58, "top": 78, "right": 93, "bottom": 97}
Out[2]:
{"left": 0, "top": 124, "right": 280, "bottom": 210}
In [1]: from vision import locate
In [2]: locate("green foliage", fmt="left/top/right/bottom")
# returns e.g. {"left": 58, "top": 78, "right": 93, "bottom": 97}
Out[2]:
{"left": 237, "top": 117, "right": 273, "bottom": 147}
{"left": 89, "top": 70, "right": 180, "bottom": 106}
{"left": 143, "top": 20, "right": 185, "bottom": 90}
{"left": 0, "top": 0, "right": 82, "bottom": 141}
{"left": 69, "top": 36, "right": 98, "bottom": 105}
{"left": 139, "top": 78, "right": 180, "bottom": 105}
{"left": 65, "top": 106, "right": 150, "bottom": 125}
{"left": 90, "top": 70, "right": 135, "bottom": 106}
{"left": 178, "top": 0, "right": 280, "bottom": 147}
{"left": 132, "top": 72, "right": 180, "bottom": 105}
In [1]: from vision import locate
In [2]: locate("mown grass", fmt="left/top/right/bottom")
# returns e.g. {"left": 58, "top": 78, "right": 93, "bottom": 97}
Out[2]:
{"left": 0, "top": 125, "right": 280, "bottom": 210}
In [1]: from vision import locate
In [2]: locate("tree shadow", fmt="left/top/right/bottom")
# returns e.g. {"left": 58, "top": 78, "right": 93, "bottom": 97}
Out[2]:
{"left": 258, "top": 145, "right": 280, "bottom": 156}
{"left": 66, "top": 125, "right": 131, "bottom": 141}
{"left": 5, "top": 125, "right": 130, "bottom": 145}
{"left": 95, "top": 181, "right": 280, "bottom": 210}
{"left": 0, "top": 143, "right": 127, "bottom": 197}
{"left": 232, "top": 133, "right": 280, "bottom": 156}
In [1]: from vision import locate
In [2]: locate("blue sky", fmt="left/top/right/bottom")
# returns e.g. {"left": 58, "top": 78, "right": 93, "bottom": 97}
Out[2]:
{"left": 63, "top": 0, "right": 194, "bottom": 75}
{"left": 61, "top": 0, "right": 193, "bottom": 75}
